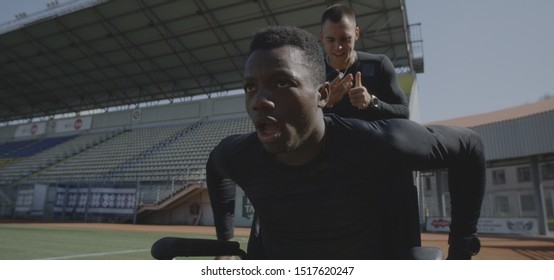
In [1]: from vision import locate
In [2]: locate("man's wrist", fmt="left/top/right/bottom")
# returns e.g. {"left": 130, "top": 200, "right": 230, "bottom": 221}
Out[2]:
{"left": 369, "top": 95, "right": 379, "bottom": 109}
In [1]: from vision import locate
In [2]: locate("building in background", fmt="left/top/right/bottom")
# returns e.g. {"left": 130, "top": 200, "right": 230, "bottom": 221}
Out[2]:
{"left": 421, "top": 97, "right": 554, "bottom": 236}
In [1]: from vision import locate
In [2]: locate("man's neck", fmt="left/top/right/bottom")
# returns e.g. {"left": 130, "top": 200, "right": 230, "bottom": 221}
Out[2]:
{"left": 328, "top": 52, "right": 357, "bottom": 71}
{"left": 275, "top": 120, "right": 326, "bottom": 167}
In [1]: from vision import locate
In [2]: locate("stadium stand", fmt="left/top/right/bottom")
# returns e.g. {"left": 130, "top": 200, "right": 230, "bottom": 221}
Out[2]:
{"left": 0, "top": 130, "right": 123, "bottom": 184}
{"left": 0, "top": 114, "right": 253, "bottom": 210}
{"left": 0, "top": 0, "right": 420, "bottom": 226}
{"left": 114, "top": 116, "right": 253, "bottom": 183}
{"left": 32, "top": 122, "right": 199, "bottom": 183}
{"left": 3, "top": 135, "right": 76, "bottom": 158}
{"left": 1, "top": 139, "right": 36, "bottom": 156}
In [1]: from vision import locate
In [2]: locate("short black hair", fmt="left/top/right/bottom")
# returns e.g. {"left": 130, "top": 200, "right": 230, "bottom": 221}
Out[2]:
{"left": 248, "top": 25, "right": 325, "bottom": 86}
{"left": 320, "top": 4, "right": 356, "bottom": 26}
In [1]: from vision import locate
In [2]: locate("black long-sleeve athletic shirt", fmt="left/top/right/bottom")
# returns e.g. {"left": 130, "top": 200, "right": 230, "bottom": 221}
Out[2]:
{"left": 207, "top": 114, "right": 485, "bottom": 259}
{"left": 324, "top": 51, "right": 409, "bottom": 120}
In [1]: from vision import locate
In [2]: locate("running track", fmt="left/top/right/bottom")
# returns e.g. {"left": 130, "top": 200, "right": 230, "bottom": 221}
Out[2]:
{"left": 5, "top": 223, "right": 554, "bottom": 260}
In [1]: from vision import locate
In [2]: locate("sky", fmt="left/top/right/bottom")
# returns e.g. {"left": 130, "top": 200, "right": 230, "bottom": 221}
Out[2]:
{"left": 404, "top": 0, "right": 554, "bottom": 122}
{"left": 0, "top": 0, "right": 67, "bottom": 20}
{"left": 1, "top": 0, "right": 553, "bottom": 123}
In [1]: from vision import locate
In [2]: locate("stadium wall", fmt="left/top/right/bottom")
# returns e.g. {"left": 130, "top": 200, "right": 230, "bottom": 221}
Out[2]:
{"left": 137, "top": 187, "right": 254, "bottom": 227}
{"left": 138, "top": 186, "right": 212, "bottom": 225}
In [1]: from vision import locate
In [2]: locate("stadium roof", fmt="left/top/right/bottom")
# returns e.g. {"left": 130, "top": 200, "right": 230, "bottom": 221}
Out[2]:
{"left": 428, "top": 97, "right": 554, "bottom": 128}
{"left": 0, "top": 0, "right": 419, "bottom": 124}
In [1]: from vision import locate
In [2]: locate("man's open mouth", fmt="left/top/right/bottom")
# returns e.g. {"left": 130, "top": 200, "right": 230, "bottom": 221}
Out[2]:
{"left": 255, "top": 118, "right": 281, "bottom": 143}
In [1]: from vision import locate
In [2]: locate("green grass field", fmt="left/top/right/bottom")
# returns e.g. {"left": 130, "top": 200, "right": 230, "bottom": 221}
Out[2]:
{"left": 0, "top": 223, "right": 248, "bottom": 260}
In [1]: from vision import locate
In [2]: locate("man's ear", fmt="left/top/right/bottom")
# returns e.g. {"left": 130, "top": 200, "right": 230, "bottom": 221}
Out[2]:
{"left": 355, "top": 26, "right": 360, "bottom": 41}
{"left": 318, "top": 82, "right": 330, "bottom": 108}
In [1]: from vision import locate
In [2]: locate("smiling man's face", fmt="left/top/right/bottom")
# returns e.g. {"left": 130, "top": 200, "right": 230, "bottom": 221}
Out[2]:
{"left": 320, "top": 17, "right": 359, "bottom": 70}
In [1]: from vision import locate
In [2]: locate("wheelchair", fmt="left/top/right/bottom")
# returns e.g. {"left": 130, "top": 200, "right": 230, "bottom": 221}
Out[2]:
{"left": 150, "top": 236, "right": 443, "bottom": 260}
{"left": 151, "top": 176, "right": 444, "bottom": 260}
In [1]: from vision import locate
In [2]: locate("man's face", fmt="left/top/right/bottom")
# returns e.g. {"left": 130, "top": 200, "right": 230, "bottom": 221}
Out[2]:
{"left": 320, "top": 18, "right": 359, "bottom": 69}
{"left": 243, "top": 45, "right": 326, "bottom": 162}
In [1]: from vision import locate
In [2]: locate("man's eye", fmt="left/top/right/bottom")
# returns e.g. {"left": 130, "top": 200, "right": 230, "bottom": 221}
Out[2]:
{"left": 244, "top": 84, "right": 256, "bottom": 93}
{"left": 276, "top": 81, "right": 290, "bottom": 88}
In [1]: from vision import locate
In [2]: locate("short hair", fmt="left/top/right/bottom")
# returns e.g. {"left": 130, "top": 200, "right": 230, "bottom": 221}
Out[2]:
{"left": 320, "top": 4, "right": 356, "bottom": 26}
{"left": 248, "top": 25, "right": 325, "bottom": 86}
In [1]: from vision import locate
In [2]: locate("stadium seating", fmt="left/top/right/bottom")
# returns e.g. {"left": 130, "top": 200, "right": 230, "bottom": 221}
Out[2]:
{"left": 0, "top": 111, "right": 243, "bottom": 186}
{"left": 0, "top": 131, "right": 123, "bottom": 184}
{"left": 0, "top": 139, "right": 37, "bottom": 156}
{"left": 0, "top": 116, "right": 253, "bottom": 207}
{"left": 3, "top": 135, "right": 76, "bottom": 158}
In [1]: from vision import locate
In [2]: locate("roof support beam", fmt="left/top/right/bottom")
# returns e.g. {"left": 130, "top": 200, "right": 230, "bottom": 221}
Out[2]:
{"left": 138, "top": 0, "right": 212, "bottom": 95}
{"left": 91, "top": 6, "right": 169, "bottom": 100}
{"left": 194, "top": 0, "right": 244, "bottom": 81}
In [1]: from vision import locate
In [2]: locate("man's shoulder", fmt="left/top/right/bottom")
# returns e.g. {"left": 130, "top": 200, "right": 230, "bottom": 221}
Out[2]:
{"left": 325, "top": 114, "right": 376, "bottom": 133}
{"left": 325, "top": 114, "right": 410, "bottom": 136}
{"left": 208, "top": 132, "right": 259, "bottom": 170}
{"left": 356, "top": 51, "right": 388, "bottom": 63}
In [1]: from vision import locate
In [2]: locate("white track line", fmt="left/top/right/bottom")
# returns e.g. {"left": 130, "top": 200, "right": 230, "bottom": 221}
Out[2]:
{"left": 38, "top": 249, "right": 150, "bottom": 260}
